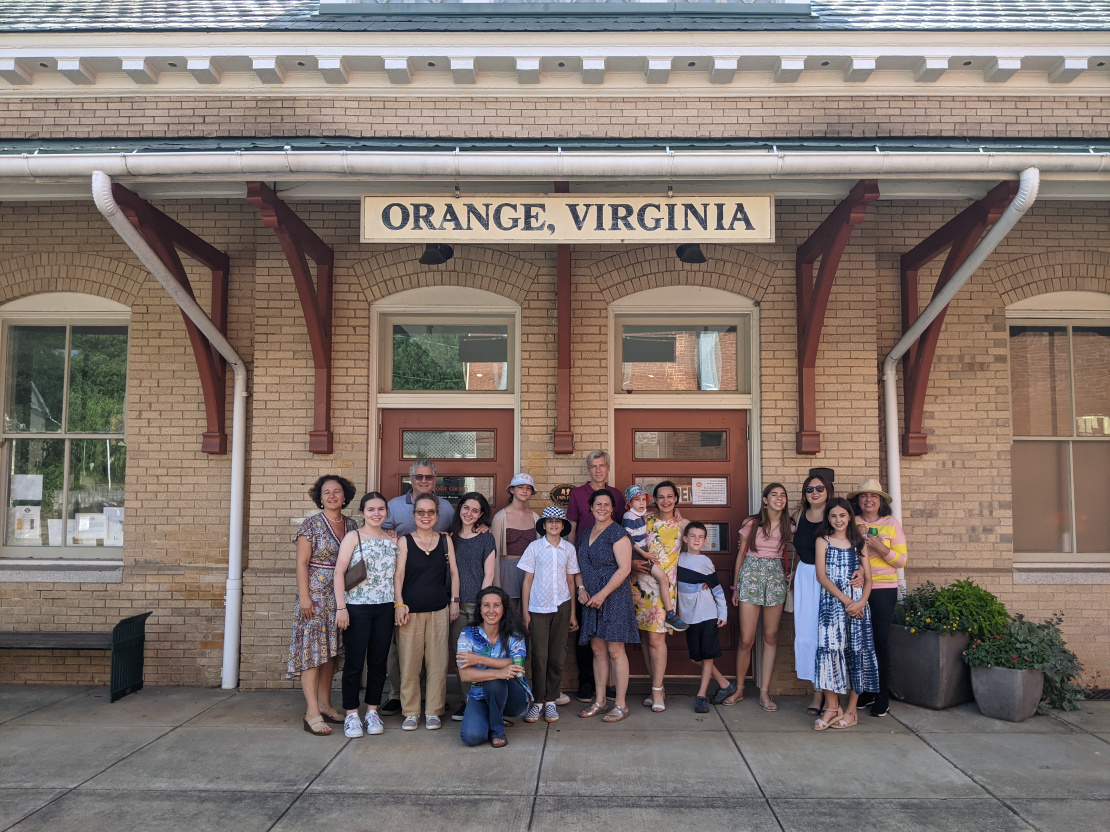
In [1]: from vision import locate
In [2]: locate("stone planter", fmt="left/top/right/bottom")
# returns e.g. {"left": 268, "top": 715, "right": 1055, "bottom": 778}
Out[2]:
{"left": 971, "top": 666, "right": 1044, "bottom": 722}
{"left": 889, "top": 625, "right": 972, "bottom": 709}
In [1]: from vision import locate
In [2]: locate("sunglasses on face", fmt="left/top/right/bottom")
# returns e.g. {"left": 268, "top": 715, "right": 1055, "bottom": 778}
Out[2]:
{"left": 412, "top": 474, "right": 435, "bottom": 482}
{"left": 804, "top": 485, "right": 825, "bottom": 494}
{"left": 414, "top": 509, "right": 438, "bottom": 518}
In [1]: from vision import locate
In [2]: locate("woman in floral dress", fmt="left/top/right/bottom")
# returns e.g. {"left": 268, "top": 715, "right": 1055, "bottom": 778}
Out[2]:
{"left": 287, "top": 474, "right": 358, "bottom": 736}
{"left": 630, "top": 481, "right": 688, "bottom": 712}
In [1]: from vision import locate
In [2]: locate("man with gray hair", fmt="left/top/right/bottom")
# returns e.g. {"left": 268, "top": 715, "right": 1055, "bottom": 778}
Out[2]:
{"left": 383, "top": 459, "right": 455, "bottom": 535}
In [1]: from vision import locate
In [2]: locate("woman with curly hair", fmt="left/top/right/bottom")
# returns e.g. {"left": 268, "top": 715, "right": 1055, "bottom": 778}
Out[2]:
{"left": 287, "top": 474, "right": 358, "bottom": 736}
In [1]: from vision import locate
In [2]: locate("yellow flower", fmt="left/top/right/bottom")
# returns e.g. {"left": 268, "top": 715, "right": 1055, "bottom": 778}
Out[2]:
{"left": 925, "top": 618, "right": 931, "bottom": 623}
{"left": 909, "top": 628, "right": 916, "bottom": 633}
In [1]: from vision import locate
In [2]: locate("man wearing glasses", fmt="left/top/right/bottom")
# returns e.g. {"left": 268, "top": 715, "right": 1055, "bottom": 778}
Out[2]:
{"left": 383, "top": 459, "right": 455, "bottom": 535}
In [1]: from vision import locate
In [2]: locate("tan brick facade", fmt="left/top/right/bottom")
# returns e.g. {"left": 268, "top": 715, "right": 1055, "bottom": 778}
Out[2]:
{"left": 1, "top": 92, "right": 1108, "bottom": 694}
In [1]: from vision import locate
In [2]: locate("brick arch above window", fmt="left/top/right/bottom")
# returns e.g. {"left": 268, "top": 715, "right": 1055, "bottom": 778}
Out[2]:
{"left": 992, "top": 249, "right": 1110, "bottom": 306}
{"left": 585, "top": 244, "right": 780, "bottom": 304}
{"left": 352, "top": 245, "right": 540, "bottom": 304}
{"left": 0, "top": 253, "right": 144, "bottom": 308}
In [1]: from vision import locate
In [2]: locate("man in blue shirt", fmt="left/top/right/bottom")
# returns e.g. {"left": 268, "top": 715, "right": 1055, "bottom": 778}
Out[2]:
{"left": 383, "top": 459, "right": 455, "bottom": 535}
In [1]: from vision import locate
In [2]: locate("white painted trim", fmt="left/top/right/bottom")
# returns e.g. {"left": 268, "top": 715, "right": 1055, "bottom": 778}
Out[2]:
{"left": 368, "top": 285, "right": 522, "bottom": 491}
{"left": 1, "top": 293, "right": 130, "bottom": 314}
{"left": 1006, "top": 290, "right": 1110, "bottom": 318}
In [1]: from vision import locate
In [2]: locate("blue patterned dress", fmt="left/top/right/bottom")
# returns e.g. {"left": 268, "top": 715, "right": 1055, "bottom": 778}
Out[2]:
{"left": 577, "top": 521, "right": 640, "bottom": 645}
{"left": 814, "top": 538, "right": 879, "bottom": 694}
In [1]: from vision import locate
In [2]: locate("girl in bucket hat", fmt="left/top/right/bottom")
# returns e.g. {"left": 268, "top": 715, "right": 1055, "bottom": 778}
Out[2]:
{"left": 518, "top": 506, "right": 580, "bottom": 724}
{"left": 491, "top": 473, "right": 540, "bottom": 614}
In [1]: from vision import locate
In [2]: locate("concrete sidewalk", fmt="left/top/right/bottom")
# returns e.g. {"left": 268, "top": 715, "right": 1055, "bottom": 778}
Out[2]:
{"left": 1, "top": 685, "right": 1107, "bottom": 832}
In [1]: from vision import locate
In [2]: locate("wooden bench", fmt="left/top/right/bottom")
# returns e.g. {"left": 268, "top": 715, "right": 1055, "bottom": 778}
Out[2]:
{"left": 0, "top": 611, "right": 153, "bottom": 702}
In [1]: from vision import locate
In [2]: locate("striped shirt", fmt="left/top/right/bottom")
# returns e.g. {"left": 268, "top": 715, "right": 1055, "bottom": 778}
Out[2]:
{"left": 622, "top": 510, "right": 648, "bottom": 552}
{"left": 854, "top": 515, "right": 908, "bottom": 587}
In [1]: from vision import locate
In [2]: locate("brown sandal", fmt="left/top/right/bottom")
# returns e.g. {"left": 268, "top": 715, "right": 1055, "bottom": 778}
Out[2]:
{"left": 319, "top": 708, "right": 344, "bottom": 725}
{"left": 831, "top": 710, "right": 858, "bottom": 729}
{"left": 491, "top": 735, "right": 508, "bottom": 748}
{"left": 303, "top": 715, "right": 332, "bottom": 736}
{"left": 579, "top": 701, "right": 606, "bottom": 718}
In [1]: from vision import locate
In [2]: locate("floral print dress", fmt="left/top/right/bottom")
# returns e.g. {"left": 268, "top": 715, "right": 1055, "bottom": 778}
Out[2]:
{"left": 631, "top": 514, "right": 681, "bottom": 633}
{"left": 285, "top": 512, "right": 358, "bottom": 679}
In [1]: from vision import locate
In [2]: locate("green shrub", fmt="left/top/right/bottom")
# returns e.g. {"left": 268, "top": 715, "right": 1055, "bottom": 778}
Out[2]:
{"left": 896, "top": 579, "right": 1009, "bottom": 638}
{"left": 964, "top": 613, "right": 1085, "bottom": 713}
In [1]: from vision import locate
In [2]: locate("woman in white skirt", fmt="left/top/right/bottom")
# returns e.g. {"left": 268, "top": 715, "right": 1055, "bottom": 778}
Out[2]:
{"left": 791, "top": 471, "right": 833, "bottom": 717}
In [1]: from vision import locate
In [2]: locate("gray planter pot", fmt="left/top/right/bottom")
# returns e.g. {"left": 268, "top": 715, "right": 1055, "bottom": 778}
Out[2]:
{"left": 971, "top": 666, "right": 1044, "bottom": 722}
{"left": 889, "top": 625, "right": 972, "bottom": 709}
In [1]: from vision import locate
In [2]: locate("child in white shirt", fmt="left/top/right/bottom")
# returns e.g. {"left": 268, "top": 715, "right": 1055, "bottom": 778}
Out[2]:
{"left": 676, "top": 521, "right": 733, "bottom": 712}
{"left": 518, "top": 505, "right": 580, "bottom": 724}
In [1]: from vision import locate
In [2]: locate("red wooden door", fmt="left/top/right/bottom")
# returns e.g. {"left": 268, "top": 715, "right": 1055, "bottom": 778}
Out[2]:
{"left": 614, "top": 409, "right": 749, "bottom": 676}
{"left": 379, "top": 409, "right": 515, "bottom": 507}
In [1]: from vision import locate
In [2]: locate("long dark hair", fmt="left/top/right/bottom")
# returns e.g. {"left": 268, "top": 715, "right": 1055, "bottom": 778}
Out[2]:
{"left": 448, "top": 491, "right": 492, "bottom": 541}
{"left": 747, "top": 482, "right": 792, "bottom": 546}
{"left": 797, "top": 473, "right": 833, "bottom": 515}
{"left": 817, "top": 497, "right": 865, "bottom": 549}
{"left": 469, "top": 586, "right": 527, "bottom": 654}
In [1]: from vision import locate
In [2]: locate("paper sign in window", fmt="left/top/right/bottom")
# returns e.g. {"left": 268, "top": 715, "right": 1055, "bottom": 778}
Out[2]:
{"left": 11, "top": 473, "right": 43, "bottom": 501}
{"left": 74, "top": 512, "right": 108, "bottom": 541}
{"left": 691, "top": 478, "right": 728, "bottom": 506}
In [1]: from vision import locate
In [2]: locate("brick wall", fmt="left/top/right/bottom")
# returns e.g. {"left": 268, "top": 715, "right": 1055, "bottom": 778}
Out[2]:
{"left": 1, "top": 188, "right": 1107, "bottom": 692}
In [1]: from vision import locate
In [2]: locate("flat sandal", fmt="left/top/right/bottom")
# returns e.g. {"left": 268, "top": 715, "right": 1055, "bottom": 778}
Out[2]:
{"left": 602, "top": 705, "right": 630, "bottom": 723}
{"left": 579, "top": 701, "right": 607, "bottom": 718}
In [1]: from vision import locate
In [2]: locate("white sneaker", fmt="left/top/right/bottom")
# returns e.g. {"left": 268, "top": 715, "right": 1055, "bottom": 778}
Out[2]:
{"left": 425, "top": 714, "right": 442, "bottom": 730}
{"left": 401, "top": 715, "right": 419, "bottom": 731}
{"left": 365, "top": 710, "right": 384, "bottom": 735}
{"left": 343, "top": 712, "right": 364, "bottom": 738}
{"left": 555, "top": 692, "right": 571, "bottom": 706}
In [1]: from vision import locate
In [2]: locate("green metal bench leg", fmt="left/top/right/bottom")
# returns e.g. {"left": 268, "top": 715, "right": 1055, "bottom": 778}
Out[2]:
{"left": 110, "top": 612, "right": 153, "bottom": 702}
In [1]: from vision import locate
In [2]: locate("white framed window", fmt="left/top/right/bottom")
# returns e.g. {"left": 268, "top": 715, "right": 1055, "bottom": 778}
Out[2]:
{"left": 1007, "top": 291, "right": 1110, "bottom": 563}
{"left": 1, "top": 294, "right": 129, "bottom": 560}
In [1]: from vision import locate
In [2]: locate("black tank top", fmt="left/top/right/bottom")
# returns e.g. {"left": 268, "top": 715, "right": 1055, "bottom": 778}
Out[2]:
{"left": 793, "top": 512, "right": 820, "bottom": 566}
{"left": 402, "top": 533, "right": 450, "bottom": 613}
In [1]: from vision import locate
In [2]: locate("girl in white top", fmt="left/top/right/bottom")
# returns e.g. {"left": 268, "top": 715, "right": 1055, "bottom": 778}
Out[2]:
{"left": 334, "top": 492, "right": 398, "bottom": 738}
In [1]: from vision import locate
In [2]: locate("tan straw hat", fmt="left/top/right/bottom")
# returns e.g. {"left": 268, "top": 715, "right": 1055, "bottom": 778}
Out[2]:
{"left": 846, "top": 477, "right": 893, "bottom": 503}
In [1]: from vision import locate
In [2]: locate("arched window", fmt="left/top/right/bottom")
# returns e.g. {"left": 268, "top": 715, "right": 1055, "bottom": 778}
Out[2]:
{"left": 1, "top": 293, "right": 129, "bottom": 559}
{"left": 1007, "top": 291, "right": 1110, "bottom": 562}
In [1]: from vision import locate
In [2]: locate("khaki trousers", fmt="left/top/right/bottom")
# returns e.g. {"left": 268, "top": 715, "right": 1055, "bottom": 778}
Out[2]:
{"left": 397, "top": 608, "right": 449, "bottom": 718}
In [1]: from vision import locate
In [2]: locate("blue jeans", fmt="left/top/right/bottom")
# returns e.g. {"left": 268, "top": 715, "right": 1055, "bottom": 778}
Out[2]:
{"left": 459, "top": 679, "right": 529, "bottom": 746}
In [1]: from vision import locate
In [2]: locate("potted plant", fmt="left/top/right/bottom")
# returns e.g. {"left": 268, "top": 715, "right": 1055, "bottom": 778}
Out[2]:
{"left": 889, "top": 580, "right": 1009, "bottom": 709}
{"left": 964, "top": 613, "right": 1085, "bottom": 721}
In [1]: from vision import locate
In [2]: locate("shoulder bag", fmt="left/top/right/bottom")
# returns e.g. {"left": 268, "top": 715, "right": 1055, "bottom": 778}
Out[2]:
{"left": 343, "top": 540, "right": 368, "bottom": 592}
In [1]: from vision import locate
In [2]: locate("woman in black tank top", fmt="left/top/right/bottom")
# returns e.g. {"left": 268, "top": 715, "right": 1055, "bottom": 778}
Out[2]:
{"left": 792, "top": 474, "right": 832, "bottom": 716}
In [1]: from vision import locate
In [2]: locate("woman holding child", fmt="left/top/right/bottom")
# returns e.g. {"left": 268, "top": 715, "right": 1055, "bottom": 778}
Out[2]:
{"left": 722, "top": 483, "right": 793, "bottom": 710}
{"left": 576, "top": 489, "right": 638, "bottom": 723}
{"left": 628, "top": 481, "right": 688, "bottom": 713}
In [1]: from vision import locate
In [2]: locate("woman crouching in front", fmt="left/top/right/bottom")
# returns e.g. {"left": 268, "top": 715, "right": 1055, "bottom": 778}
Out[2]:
{"left": 457, "top": 586, "right": 533, "bottom": 748}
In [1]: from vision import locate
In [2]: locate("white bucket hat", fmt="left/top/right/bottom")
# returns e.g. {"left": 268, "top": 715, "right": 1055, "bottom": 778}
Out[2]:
{"left": 506, "top": 472, "right": 536, "bottom": 493}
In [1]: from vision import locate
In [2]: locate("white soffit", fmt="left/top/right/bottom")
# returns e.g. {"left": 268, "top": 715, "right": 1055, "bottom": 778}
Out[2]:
{"left": 0, "top": 31, "right": 1109, "bottom": 95}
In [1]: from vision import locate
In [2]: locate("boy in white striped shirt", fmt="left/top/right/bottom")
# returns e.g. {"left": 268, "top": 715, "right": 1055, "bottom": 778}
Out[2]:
{"left": 676, "top": 522, "right": 733, "bottom": 713}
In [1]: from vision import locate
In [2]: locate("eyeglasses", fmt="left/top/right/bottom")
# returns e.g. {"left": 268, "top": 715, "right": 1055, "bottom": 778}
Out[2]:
{"left": 412, "top": 474, "right": 435, "bottom": 482}
{"left": 414, "top": 509, "right": 438, "bottom": 517}
{"left": 804, "top": 485, "right": 825, "bottom": 494}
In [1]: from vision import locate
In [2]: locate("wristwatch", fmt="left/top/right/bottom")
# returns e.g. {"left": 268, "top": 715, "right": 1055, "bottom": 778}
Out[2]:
{"left": 451, "top": 596, "right": 460, "bottom": 603}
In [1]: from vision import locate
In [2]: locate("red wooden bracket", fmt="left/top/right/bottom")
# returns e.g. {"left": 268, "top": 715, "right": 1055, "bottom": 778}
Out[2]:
{"left": 553, "top": 181, "right": 575, "bottom": 455}
{"left": 795, "top": 180, "right": 880, "bottom": 454}
{"left": 246, "top": 182, "right": 335, "bottom": 454}
{"left": 112, "top": 183, "right": 231, "bottom": 454}
{"left": 899, "top": 180, "right": 1018, "bottom": 456}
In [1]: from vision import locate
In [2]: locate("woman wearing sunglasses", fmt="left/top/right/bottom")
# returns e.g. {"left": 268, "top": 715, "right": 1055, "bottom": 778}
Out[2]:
{"left": 792, "top": 471, "right": 833, "bottom": 717}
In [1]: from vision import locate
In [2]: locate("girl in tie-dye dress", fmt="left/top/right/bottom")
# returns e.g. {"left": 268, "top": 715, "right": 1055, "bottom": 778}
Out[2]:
{"left": 812, "top": 497, "right": 879, "bottom": 731}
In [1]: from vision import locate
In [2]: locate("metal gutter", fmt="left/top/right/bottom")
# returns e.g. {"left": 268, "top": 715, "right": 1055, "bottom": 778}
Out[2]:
{"left": 3, "top": 149, "right": 1109, "bottom": 182}
{"left": 881, "top": 166, "right": 1040, "bottom": 595}
{"left": 91, "top": 171, "right": 249, "bottom": 691}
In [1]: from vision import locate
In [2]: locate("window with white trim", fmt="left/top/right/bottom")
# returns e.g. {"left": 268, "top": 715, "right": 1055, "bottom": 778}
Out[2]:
{"left": 1, "top": 294, "right": 129, "bottom": 558}
{"left": 1007, "top": 291, "right": 1110, "bottom": 560}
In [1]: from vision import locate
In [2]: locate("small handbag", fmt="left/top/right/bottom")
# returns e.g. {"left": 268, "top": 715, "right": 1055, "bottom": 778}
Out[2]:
{"left": 343, "top": 551, "right": 368, "bottom": 592}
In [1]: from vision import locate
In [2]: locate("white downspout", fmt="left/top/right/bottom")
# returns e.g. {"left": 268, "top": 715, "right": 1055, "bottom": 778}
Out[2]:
{"left": 91, "top": 171, "right": 249, "bottom": 690}
{"left": 882, "top": 167, "right": 1040, "bottom": 594}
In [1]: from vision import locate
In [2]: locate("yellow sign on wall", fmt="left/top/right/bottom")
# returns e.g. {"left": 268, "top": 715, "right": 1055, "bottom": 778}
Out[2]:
{"left": 361, "top": 195, "right": 774, "bottom": 244}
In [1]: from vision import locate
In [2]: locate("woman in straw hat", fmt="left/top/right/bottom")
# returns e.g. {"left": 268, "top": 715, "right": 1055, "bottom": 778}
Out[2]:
{"left": 847, "top": 477, "right": 908, "bottom": 718}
